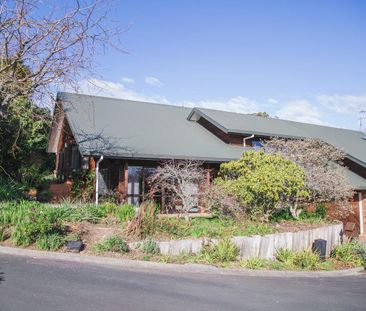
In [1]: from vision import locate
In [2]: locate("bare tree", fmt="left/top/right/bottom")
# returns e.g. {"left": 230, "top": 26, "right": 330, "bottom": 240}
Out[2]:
{"left": 264, "top": 138, "right": 354, "bottom": 218}
{"left": 148, "top": 160, "right": 205, "bottom": 219}
{"left": 0, "top": 0, "right": 122, "bottom": 115}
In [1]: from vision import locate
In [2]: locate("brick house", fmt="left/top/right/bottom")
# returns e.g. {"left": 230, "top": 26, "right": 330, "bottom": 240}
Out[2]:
{"left": 47, "top": 92, "right": 366, "bottom": 239}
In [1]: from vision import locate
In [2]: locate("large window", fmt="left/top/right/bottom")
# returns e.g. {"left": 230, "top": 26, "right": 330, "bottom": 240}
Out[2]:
{"left": 127, "top": 166, "right": 156, "bottom": 205}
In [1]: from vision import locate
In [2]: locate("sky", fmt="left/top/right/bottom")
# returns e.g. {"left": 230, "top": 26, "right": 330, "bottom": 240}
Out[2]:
{"left": 69, "top": 0, "right": 366, "bottom": 131}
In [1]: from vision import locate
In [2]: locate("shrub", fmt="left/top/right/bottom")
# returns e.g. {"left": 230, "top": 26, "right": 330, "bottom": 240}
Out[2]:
{"left": 66, "top": 233, "right": 81, "bottom": 241}
{"left": 276, "top": 248, "right": 295, "bottom": 265}
{"left": 240, "top": 257, "right": 267, "bottom": 270}
{"left": 118, "top": 204, "right": 135, "bottom": 222}
{"left": 126, "top": 202, "right": 158, "bottom": 238}
{"left": 36, "top": 233, "right": 65, "bottom": 251}
{"left": 66, "top": 204, "right": 104, "bottom": 223}
{"left": 0, "top": 178, "right": 24, "bottom": 201}
{"left": 142, "top": 238, "right": 160, "bottom": 255}
{"left": 293, "top": 249, "right": 320, "bottom": 270}
{"left": 70, "top": 170, "right": 95, "bottom": 202}
{"left": 200, "top": 239, "right": 239, "bottom": 263}
{"left": 331, "top": 242, "right": 363, "bottom": 267}
{"left": 205, "top": 184, "right": 242, "bottom": 219}
{"left": 215, "top": 150, "right": 309, "bottom": 220}
{"left": 99, "top": 202, "right": 119, "bottom": 217}
{"left": 7, "top": 201, "right": 63, "bottom": 246}
{"left": 0, "top": 226, "right": 5, "bottom": 241}
{"left": 92, "top": 236, "right": 129, "bottom": 253}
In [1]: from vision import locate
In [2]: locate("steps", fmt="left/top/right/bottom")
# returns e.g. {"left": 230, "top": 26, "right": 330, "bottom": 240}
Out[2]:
{"left": 48, "top": 181, "right": 72, "bottom": 202}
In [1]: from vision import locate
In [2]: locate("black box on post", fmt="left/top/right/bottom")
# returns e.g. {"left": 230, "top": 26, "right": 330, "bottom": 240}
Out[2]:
{"left": 312, "top": 239, "right": 327, "bottom": 260}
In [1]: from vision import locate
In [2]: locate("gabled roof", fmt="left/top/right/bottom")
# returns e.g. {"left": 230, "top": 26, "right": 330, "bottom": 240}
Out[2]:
{"left": 188, "top": 107, "right": 366, "bottom": 167}
{"left": 55, "top": 92, "right": 244, "bottom": 161}
{"left": 50, "top": 92, "right": 366, "bottom": 189}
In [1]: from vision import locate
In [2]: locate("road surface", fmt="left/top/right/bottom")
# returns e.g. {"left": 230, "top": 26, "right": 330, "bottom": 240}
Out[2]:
{"left": 0, "top": 254, "right": 365, "bottom": 311}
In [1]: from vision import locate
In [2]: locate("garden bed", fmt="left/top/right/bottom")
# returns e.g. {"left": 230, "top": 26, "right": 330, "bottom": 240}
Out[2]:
{"left": 0, "top": 200, "right": 365, "bottom": 272}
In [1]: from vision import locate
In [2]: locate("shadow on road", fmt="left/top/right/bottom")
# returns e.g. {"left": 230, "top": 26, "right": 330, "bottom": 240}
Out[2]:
{"left": 0, "top": 271, "right": 4, "bottom": 284}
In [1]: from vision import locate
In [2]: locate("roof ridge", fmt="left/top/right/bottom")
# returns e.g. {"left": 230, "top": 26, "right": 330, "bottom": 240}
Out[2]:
{"left": 57, "top": 91, "right": 189, "bottom": 110}
{"left": 196, "top": 107, "right": 363, "bottom": 134}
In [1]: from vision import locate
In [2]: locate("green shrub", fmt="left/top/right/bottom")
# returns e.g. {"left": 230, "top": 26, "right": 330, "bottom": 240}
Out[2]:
{"left": 118, "top": 204, "right": 135, "bottom": 222}
{"left": 99, "top": 202, "right": 119, "bottom": 217}
{"left": 271, "top": 209, "right": 294, "bottom": 222}
{"left": 276, "top": 248, "right": 295, "bottom": 265}
{"left": 331, "top": 242, "right": 363, "bottom": 267}
{"left": 66, "top": 233, "right": 81, "bottom": 241}
{"left": 0, "top": 226, "right": 5, "bottom": 241}
{"left": 240, "top": 257, "right": 267, "bottom": 270}
{"left": 215, "top": 150, "right": 309, "bottom": 220}
{"left": 293, "top": 249, "right": 320, "bottom": 270}
{"left": 200, "top": 239, "right": 239, "bottom": 263}
{"left": 36, "top": 233, "right": 65, "bottom": 251}
{"left": 92, "top": 236, "right": 129, "bottom": 253}
{"left": 70, "top": 170, "right": 95, "bottom": 202}
{"left": 0, "top": 178, "right": 24, "bottom": 201}
{"left": 142, "top": 238, "right": 160, "bottom": 255}
{"left": 65, "top": 204, "right": 104, "bottom": 223}
{"left": 6, "top": 201, "right": 63, "bottom": 246}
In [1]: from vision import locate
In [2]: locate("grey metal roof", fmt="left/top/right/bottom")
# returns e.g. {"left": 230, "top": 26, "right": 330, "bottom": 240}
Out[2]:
{"left": 58, "top": 92, "right": 244, "bottom": 161}
{"left": 56, "top": 92, "right": 366, "bottom": 189}
{"left": 190, "top": 108, "right": 366, "bottom": 167}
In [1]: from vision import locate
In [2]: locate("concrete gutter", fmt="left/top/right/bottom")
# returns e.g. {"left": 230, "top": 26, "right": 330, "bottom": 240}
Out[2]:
{"left": 0, "top": 246, "right": 364, "bottom": 278}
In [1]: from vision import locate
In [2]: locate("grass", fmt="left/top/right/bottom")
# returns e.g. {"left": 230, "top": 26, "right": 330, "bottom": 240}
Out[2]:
{"left": 92, "top": 236, "right": 129, "bottom": 254}
{"left": 154, "top": 217, "right": 276, "bottom": 239}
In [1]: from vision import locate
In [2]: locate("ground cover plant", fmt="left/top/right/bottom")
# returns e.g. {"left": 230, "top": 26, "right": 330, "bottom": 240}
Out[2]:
{"left": 92, "top": 236, "right": 129, "bottom": 254}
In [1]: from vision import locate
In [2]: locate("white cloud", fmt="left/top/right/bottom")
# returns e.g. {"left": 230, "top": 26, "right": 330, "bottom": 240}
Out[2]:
{"left": 276, "top": 100, "right": 324, "bottom": 125}
{"left": 76, "top": 79, "right": 258, "bottom": 114}
{"left": 317, "top": 94, "right": 366, "bottom": 114}
{"left": 145, "top": 76, "right": 163, "bottom": 86}
{"left": 76, "top": 78, "right": 170, "bottom": 104}
{"left": 183, "top": 96, "right": 259, "bottom": 114}
{"left": 121, "top": 77, "right": 134, "bottom": 84}
{"left": 267, "top": 98, "right": 278, "bottom": 104}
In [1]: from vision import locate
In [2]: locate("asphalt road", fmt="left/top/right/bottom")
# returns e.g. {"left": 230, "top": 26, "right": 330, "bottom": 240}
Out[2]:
{"left": 0, "top": 254, "right": 365, "bottom": 311}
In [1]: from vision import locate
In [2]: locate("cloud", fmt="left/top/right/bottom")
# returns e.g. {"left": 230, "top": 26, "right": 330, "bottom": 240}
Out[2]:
{"left": 267, "top": 98, "right": 278, "bottom": 104}
{"left": 76, "top": 78, "right": 170, "bottom": 104}
{"left": 276, "top": 100, "right": 324, "bottom": 125}
{"left": 317, "top": 94, "right": 366, "bottom": 114}
{"left": 121, "top": 77, "right": 134, "bottom": 84}
{"left": 183, "top": 96, "right": 259, "bottom": 114}
{"left": 76, "top": 79, "right": 258, "bottom": 114}
{"left": 145, "top": 76, "right": 163, "bottom": 86}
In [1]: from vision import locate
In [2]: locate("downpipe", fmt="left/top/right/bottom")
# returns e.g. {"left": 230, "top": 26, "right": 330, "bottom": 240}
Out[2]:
{"left": 95, "top": 155, "right": 104, "bottom": 206}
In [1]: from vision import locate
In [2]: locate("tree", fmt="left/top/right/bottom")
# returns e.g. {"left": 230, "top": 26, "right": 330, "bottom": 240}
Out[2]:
{"left": 0, "top": 0, "right": 121, "bottom": 114}
{"left": 251, "top": 112, "right": 270, "bottom": 118}
{"left": 148, "top": 160, "right": 205, "bottom": 219}
{"left": 215, "top": 150, "right": 309, "bottom": 220}
{"left": 0, "top": 0, "right": 121, "bottom": 186}
{"left": 0, "top": 97, "right": 52, "bottom": 185}
{"left": 264, "top": 138, "right": 354, "bottom": 218}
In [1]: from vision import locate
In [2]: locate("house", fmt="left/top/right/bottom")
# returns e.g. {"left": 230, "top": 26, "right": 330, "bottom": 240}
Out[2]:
{"left": 47, "top": 92, "right": 366, "bottom": 239}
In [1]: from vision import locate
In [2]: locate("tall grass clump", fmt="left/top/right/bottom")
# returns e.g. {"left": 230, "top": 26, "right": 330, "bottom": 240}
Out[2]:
{"left": 92, "top": 236, "right": 129, "bottom": 253}
{"left": 331, "top": 242, "right": 364, "bottom": 267}
{"left": 199, "top": 239, "right": 239, "bottom": 263}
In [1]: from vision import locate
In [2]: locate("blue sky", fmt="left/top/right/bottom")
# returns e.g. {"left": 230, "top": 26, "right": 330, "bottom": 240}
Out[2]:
{"left": 74, "top": 0, "right": 366, "bottom": 130}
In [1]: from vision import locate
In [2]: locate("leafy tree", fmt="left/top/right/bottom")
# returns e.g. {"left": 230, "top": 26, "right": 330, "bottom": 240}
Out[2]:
{"left": 264, "top": 138, "right": 354, "bottom": 218}
{"left": 215, "top": 150, "right": 309, "bottom": 220}
{"left": 0, "top": 97, "right": 52, "bottom": 187}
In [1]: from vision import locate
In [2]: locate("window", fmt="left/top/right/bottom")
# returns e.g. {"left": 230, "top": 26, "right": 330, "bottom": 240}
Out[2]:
{"left": 71, "top": 146, "right": 80, "bottom": 170}
{"left": 127, "top": 166, "right": 156, "bottom": 205}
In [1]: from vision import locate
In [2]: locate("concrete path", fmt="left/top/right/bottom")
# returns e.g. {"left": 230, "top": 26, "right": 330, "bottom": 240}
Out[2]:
{"left": 0, "top": 253, "right": 366, "bottom": 311}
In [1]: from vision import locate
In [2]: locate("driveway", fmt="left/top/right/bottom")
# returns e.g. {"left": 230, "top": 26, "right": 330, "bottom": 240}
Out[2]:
{"left": 0, "top": 254, "right": 365, "bottom": 311}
